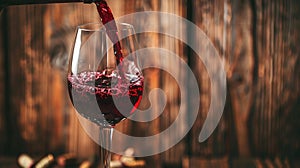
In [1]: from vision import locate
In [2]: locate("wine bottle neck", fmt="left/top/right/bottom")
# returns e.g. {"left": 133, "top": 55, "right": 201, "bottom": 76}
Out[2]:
{"left": 0, "top": 0, "right": 98, "bottom": 8}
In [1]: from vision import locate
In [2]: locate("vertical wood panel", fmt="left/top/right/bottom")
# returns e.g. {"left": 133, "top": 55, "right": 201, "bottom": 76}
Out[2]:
{"left": 0, "top": 8, "right": 6, "bottom": 154}
{"left": 6, "top": 5, "right": 27, "bottom": 154}
{"left": 190, "top": 0, "right": 229, "bottom": 156}
{"left": 5, "top": 5, "right": 66, "bottom": 154}
{"left": 159, "top": 0, "right": 187, "bottom": 166}
{"left": 44, "top": 3, "right": 99, "bottom": 158}
{"left": 250, "top": 0, "right": 300, "bottom": 157}
{"left": 227, "top": 0, "right": 254, "bottom": 156}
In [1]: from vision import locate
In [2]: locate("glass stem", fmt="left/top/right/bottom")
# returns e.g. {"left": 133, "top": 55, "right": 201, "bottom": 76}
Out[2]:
{"left": 99, "top": 127, "right": 113, "bottom": 168}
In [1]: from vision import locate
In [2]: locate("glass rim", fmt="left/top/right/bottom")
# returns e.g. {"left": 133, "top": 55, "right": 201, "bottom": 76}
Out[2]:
{"left": 77, "top": 22, "right": 134, "bottom": 32}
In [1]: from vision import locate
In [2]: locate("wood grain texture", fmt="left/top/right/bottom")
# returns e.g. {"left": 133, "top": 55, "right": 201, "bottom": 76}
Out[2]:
{"left": 249, "top": 0, "right": 300, "bottom": 157}
{"left": 159, "top": 0, "right": 187, "bottom": 166}
{"left": 227, "top": 0, "right": 254, "bottom": 156}
{"left": 44, "top": 3, "right": 99, "bottom": 158}
{"left": 189, "top": 0, "right": 300, "bottom": 159}
{"left": 4, "top": 5, "right": 66, "bottom": 154}
{"left": 189, "top": 0, "right": 229, "bottom": 157}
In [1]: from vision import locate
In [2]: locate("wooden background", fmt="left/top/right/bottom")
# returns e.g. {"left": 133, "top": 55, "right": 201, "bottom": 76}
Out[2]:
{"left": 0, "top": 0, "right": 300, "bottom": 167}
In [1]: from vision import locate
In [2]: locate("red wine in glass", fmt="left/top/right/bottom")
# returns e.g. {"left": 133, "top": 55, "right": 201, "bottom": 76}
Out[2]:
{"left": 68, "top": 0, "right": 144, "bottom": 126}
{"left": 67, "top": 22, "right": 143, "bottom": 167}
{"left": 68, "top": 1, "right": 143, "bottom": 167}
{"left": 68, "top": 70, "right": 143, "bottom": 126}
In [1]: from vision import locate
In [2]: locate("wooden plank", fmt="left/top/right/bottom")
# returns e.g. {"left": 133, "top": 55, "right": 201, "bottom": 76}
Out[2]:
{"left": 249, "top": 0, "right": 300, "bottom": 157}
{"left": 5, "top": 5, "right": 27, "bottom": 154}
{"left": 189, "top": 0, "right": 229, "bottom": 156}
{"left": 4, "top": 4, "right": 68, "bottom": 154}
{"left": 227, "top": 0, "right": 254, "bottom": 156}
{"left": 0, "top": 7, "right": 6, "bottom": 154}
{"left": 158, "top": 0, "right": 187, "bottom": 166}
{"left": 44, "top": 3, "right": 99, "bottom": 157}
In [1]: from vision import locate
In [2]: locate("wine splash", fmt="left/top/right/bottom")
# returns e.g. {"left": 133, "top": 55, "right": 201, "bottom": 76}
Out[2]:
{"left": 68, "top": 70, "right": 144, "bottom": 126}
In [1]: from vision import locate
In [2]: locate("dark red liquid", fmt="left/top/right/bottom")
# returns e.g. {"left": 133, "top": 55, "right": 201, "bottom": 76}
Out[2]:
{"left": 95, "top": 0, "right": 123, "bottom": 65}
{"left": 68, "top": 70, "right": 144, "bottom": 126}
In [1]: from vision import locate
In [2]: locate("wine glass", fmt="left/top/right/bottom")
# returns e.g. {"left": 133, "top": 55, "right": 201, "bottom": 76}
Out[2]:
{"left": 67, "top": 22, "right": 144, "bottom": 168}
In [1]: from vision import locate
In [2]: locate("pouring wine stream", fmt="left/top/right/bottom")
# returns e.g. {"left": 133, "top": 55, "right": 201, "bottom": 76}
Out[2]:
{"left": 95, "top": 0, "right": 124, "bottom": 65}
{"left": 94, "top": 1, "right": 137, "bottom": 167}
